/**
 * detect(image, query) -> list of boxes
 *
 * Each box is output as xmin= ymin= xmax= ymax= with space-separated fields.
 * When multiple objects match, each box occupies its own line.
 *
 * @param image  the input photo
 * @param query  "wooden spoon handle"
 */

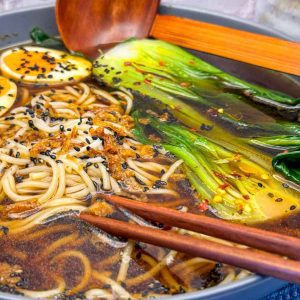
xmin=150 ymin=15 xmax=300 ymax=76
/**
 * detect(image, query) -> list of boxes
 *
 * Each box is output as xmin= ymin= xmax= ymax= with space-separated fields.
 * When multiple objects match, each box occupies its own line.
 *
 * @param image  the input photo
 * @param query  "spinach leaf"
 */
xmin=272 ymin=151 xmax=300 ymax=184
xmin=30 ymin=26 xmax=66 ymax=51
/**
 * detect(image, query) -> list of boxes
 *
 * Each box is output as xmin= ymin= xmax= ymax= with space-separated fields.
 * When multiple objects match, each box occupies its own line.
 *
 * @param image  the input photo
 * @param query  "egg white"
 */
xmin=0 ymin=46 xmax=92 ymax=86
xmin=0 ymin=76 xmax=17 ymax=117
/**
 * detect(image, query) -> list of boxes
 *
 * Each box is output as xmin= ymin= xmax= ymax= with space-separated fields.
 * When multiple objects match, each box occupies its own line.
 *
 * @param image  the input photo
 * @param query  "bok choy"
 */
xmin=93 ymin=39 xmax=300 ymax=119
xmin=133 ymin=111 xmax=298 ymax=223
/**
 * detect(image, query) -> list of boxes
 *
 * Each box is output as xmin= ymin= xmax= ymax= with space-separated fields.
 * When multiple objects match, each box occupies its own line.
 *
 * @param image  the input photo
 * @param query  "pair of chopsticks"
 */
xmin=80 ymin=194 xmax=300 ymax=284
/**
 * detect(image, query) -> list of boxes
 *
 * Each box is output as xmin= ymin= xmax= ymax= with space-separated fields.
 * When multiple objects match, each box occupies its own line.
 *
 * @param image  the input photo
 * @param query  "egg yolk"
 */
xmin=3 ymin=50 xmax=58 ymax=76
xmin=0 ymin=77 xmax=10 ymax=97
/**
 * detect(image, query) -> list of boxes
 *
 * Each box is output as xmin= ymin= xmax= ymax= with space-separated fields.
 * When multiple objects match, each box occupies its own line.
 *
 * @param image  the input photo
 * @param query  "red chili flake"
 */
xmin=190 ymin=128 xmax=197 ymax=132
xmin=243 ymin=195 xmax=250 ymax=200
xmin=159 ymin=61 xmax=165 ymax=66
xmin=282 ymin=150 xmax=288 ymax=154
xmin=144 ymin=78 xmax=152 ymax=84
xmin=214 ymin=171 xmax=226 ymax=180
xmin=207 ymin=108 xmax=218 ymax=117
xmin=231 ymin=172 xmax=242 ymax=179
xmin=180 ymin=82 xmax=189 ymax=87
xmin=197 ymin=200 xmax=209 ymax=212
xmin=124 ymin=61 xmax=131 ymax=66
xmin=219 ymin=183 xmax=230 ymax=190
xmin=136 ymin=68 xmax=146 ymax=74
xmin=189 ymin=60 xmax=195 ymax=65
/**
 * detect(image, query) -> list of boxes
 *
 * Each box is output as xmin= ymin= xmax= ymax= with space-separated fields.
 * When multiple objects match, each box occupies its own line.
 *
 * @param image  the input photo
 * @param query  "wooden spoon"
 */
xmin=56 ymin=0 xmax=300 ymax=76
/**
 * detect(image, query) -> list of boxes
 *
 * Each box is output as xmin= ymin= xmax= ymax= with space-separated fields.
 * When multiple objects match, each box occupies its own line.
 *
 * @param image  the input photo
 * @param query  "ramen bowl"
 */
xmin=0 ymin=3 xmax=299 ymax=300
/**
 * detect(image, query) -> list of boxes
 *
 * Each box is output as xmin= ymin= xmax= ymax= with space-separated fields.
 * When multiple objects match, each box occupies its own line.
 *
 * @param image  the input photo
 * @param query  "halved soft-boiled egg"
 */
xmin=0 ymin=75 xmax=17 ymax=117
xmin=0 ymin=46 xmax=92 ymax=86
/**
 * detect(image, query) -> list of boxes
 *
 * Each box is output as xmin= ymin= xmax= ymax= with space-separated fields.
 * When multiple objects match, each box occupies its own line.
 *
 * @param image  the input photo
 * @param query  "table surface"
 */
xmin=0 ymin=0 xmax=299 ymax=40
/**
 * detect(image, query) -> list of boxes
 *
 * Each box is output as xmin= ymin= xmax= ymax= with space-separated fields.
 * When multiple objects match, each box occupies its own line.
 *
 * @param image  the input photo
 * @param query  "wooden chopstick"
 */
xmin=100 ymin=194 xmax=300 ymax=260
xmin=79 ymin=213 xmax=300 ymax=284
xmin=150 ymin=15 xmax=300 ymax=76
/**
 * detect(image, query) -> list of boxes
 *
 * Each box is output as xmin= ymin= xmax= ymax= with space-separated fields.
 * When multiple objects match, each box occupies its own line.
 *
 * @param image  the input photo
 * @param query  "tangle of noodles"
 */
xmin=0 ymin=82 xmax=245 ymax=298
xmin=0 ymin=83 xmax=184 ymax=232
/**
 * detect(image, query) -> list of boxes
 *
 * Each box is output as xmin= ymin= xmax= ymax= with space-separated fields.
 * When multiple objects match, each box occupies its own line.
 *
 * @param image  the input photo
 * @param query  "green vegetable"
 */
xmin=272 ymin=151 xmax=300 ymax=184
xmin=133 ymin=111 xmax=291 ymax=223
xmin=93 ymin=38 xmax=300 ymax=187
xmin=30 ymin=27 xmax=66 ymax=51
xmin=92 ymin=38 xmax=300 ymax=137
xmin=251 ymin=135 xmax=300 ymax=151
xmin=30 ymin=27 xmax=84 ymax=57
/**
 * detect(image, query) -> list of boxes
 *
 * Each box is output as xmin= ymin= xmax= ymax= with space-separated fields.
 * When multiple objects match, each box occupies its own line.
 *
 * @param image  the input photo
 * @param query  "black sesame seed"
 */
xmin=4 ymin=116 xmax=15 ymax=121
xmin=28 ymin=120 xmax=34 ymax=128
xmin=290 ymin=205 xmax=296 ymax=211
xmin=103 ymin=284 xmax=111 ymax=289
xmin=0 ymin=226 xmax=9 ymax=235
xmin=15 ymin=175 xmax=23 ymax=183
xmin=153 ymin=180 xmax=167 ymax=189
xmin=275 ymin=198 xmax=283 ymax=202
xmin=200 ymin=123 xmax=214 ymax=131
xmin=121 ymin=162 xmax=128 ymax=169
xmin=73 ymin=146 xmax=80 ymax=152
